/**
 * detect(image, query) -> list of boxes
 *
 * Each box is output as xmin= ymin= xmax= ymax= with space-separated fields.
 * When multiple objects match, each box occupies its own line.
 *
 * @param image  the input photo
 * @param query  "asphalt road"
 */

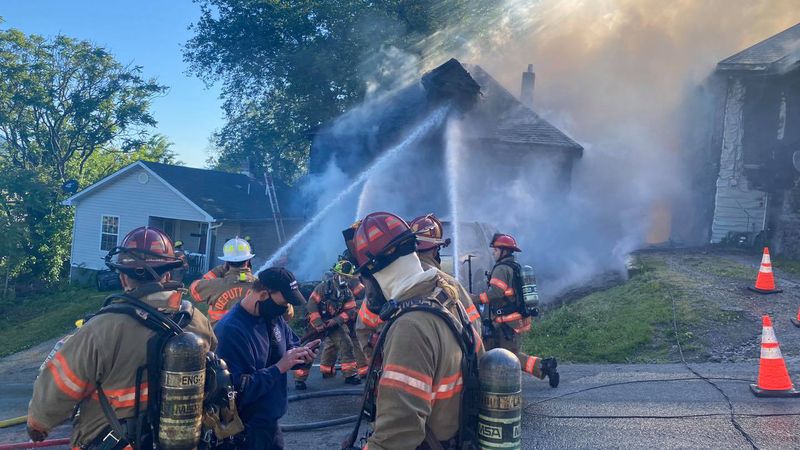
xmin=4 ymin=361 xmax=800 ymax=449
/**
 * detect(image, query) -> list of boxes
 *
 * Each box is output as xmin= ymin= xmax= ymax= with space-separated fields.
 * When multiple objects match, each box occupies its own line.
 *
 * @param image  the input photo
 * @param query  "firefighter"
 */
xmin=343 ymin=212 xmax=484 ymax=450
xmin=409 ymin=213 xmax=481 ymax=327
xmin=27 ymin=227 xmax=218 ymax=449
xmin=294 ymin=262 xmax=361 ymax=389
xmin=319 ymin=260 xmax=369 ymax=379
xmin=172 ymin=239 xmax=190 ymax=283
xmin=190 ymin=237 xmax=256 ymax=325
xmin=475 ymin=233 xmax=559 ymax=387
xmin=344 ymin=263 xmax=370 ymax=378
xmin=244 ymin=235 xmax=255 ymax=254
xmin=354 ymin=214 xmax=481 ymax=363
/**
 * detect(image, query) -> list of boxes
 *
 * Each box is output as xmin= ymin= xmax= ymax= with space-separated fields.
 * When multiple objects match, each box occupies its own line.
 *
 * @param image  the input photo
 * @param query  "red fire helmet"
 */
xmin=105 ymin=226 xmax=182 ymax=280
xmin=353 ymin=212 xmax=417 ymax=274
xmin=490 ymin=233 xmax=522 ymax=253
xmin=409 ymin=214 xmax=450 ymax=252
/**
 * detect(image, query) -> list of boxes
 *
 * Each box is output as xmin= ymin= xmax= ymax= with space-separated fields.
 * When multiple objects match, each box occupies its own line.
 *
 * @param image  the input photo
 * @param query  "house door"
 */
xmin=149 ymin=217 xmax=177 ymax=241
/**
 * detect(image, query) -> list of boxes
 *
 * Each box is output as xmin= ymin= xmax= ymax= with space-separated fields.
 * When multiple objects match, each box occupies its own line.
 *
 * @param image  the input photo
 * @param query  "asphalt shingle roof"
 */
xmin=463 ymin=64 xmax=583 ymax=154
xmin=310 ymin=59 xmax=583 ymax=175
xmin=142 ymin=161 xmax=302 ymax=221
xmin=718 ymin=22 xmax=800 ymax=73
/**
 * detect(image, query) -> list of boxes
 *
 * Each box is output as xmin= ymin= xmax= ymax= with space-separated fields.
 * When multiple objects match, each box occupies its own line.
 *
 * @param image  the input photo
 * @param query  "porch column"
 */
xmin=205 ymin=221 xmax=214 ymax=272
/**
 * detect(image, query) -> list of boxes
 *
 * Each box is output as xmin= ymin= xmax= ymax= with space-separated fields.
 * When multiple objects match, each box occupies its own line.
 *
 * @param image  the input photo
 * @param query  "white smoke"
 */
xmin=268 ymin=0 xmax=798 ymax=297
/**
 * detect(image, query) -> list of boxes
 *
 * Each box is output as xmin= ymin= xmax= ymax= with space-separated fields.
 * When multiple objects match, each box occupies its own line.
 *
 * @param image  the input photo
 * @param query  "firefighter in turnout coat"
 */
xmin=344 ymin=212 xmax=484 ymax=450
xmin=475 ymin=233 xmax=559 ymax=387
xmin=190 ymin=237 xmax=256 ymax=325
xmin=313 ymin=260 xmax=370 ymax=380
xmin=26 ymin=227 xmax=217 ymax=449
xmin=294 ymin=265 xmax=362 ymax=389
xmin=354 ymin=214 xmax=481 ymax=364
xmin=171 ymin=240 xmax=190 ymax=283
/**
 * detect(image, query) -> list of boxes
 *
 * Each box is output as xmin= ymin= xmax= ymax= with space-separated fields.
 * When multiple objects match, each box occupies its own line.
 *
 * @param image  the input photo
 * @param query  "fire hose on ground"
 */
xmin=0 ymin=417 xmax=26 ymax=429
xmin=0 ymin=388 xmax=364 ymax=448
xmin=0 ymin=439 xmax=70 ymax=449
xmin=282 ymin=387 xmax=363 ymax=431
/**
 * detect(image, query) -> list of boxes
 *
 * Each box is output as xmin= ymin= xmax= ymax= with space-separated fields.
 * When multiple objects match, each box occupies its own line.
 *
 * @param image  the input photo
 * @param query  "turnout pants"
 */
xmin=294 ymin=325 xmax=361 ymax=380
xmin=484 ymin=324 xmax=545 ymax=379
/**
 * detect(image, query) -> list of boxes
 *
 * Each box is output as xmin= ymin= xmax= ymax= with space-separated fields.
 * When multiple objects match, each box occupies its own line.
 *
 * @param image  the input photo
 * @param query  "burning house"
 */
xmin=708 ymin=23 xmax=800 ymax=256
xmin=299 ymin=59 xmax=583 ymax=283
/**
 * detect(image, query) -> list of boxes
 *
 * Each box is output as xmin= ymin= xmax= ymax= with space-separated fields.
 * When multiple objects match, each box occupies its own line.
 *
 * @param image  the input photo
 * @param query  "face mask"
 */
xmin=362 ymin=275 xmax=387 ymax=315
xmin=259 ymin=296 xmax=288 ymax=320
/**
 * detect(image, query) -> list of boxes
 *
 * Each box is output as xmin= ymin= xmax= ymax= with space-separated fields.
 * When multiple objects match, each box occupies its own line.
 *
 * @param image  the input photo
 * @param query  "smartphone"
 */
xmin=304 ymin=339 xmax=321 ymax=351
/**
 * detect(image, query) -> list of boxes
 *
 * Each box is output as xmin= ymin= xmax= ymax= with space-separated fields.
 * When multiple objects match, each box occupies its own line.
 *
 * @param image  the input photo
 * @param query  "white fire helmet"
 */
xmin=219 ymin=237 xmax=255 ymax=262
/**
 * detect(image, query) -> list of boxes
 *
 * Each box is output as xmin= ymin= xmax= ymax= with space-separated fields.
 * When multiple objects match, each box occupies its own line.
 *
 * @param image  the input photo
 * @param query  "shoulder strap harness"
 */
xmin=344 ymin=289 xmax=480 ymax=450
xmin=493 ymin=260 xmax=527 ymax=318
xmin=86 ymin=293 xmax=194 ymax=449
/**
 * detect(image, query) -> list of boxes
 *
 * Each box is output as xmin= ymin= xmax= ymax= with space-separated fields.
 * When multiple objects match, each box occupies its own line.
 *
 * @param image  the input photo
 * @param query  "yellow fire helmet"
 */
xmin=332 ymin=260 xmax=357 ymax=278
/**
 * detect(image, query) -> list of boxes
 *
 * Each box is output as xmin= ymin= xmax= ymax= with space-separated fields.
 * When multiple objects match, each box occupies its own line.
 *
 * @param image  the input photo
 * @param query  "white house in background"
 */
xmin=62 ymin=160 xmax=303 ymax=283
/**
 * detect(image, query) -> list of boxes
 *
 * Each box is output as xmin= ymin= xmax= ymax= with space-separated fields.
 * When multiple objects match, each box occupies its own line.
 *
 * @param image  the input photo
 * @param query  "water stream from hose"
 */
xmin=445 ymin=119 xmax=461 ymax=281
xmin=260 ymin=105 xmax=451 ymax=271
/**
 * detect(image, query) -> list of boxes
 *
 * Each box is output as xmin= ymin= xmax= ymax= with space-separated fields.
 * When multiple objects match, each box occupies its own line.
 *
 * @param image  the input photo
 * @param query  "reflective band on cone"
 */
xmin=751 ymin=314 xmax=800 ymax=397
xmin=748 ymin=247 xmax=783 ymax=294
xmin=761 ymin=327 xmax=778 ymax=344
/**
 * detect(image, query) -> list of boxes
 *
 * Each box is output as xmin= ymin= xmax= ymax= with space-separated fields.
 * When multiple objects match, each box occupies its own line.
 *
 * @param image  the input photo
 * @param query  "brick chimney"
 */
xmin=521 ymin=64 xmax=535 ymax=108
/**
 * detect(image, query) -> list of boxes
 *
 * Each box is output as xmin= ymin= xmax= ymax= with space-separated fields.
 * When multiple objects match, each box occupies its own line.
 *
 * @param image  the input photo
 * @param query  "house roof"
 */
xmin=464 ymin=64 xmax=583 ymax=153
xmin=310 ymin=59 xmax=583 ymax=175
xmin=718 ymin=22 xmax=800 ymax=73
xmin=64 ymin=161 xmax=303 ymax=221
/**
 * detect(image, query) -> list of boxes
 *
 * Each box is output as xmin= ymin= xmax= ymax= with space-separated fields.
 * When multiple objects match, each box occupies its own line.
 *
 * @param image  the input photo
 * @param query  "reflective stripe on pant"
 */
xmin=320 ymin=326 xmax=358 ymax=378
xmin=484 ymin=325 xmax=544 ymax=379
xmin=352 ymin=326 xmax=369 ymax=376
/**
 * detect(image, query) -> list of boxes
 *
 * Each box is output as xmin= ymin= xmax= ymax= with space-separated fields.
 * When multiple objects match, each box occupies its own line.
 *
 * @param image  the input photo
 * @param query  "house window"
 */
xmin=101 ymin=216 xmax=119 ymax=251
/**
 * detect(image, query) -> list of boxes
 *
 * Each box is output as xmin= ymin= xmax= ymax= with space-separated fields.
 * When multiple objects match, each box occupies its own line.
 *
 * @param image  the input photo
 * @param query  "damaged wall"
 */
xmin=711 ymin=78 xmax=769 ymax=242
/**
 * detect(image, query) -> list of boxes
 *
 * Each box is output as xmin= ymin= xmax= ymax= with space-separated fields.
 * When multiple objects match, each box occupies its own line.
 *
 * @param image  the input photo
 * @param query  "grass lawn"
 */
xmin=0 ymin=287 xmax=109 ymax=357
xmin=775 ymin=257 xmax=800 ymax=278
xmin=522 ymin=256 xmax=710 ymax=363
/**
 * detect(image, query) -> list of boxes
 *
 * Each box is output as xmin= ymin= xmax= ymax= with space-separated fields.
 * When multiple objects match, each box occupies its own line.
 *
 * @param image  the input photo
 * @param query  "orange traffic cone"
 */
xmin=791 ymin=306 xmax=800 ymax=328
xmin=751 ymin=315 xmax=800 ymax=397
xmin=748 ymin=247 xmax=783 ymax=294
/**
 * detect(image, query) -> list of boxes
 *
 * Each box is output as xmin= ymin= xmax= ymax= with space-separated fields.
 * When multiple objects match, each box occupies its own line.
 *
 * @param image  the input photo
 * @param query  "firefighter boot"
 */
xmin=295 ymin=380 xmax=307 ymax=391
xmin=344 ymin=375 xmax=362 ymax=385
xmin=541 ymin=357 xmax=559 ymax=388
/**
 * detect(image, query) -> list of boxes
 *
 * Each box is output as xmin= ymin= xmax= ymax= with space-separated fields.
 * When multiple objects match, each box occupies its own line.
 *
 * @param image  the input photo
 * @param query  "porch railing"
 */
xmin=187 ymin=252 xmax=208 ymax=275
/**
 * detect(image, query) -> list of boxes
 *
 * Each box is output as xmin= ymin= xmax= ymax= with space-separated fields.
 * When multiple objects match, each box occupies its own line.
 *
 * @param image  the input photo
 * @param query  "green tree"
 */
xmin=184 ymin=0 xmax=489 ymax=182
xmin=0 ymin=29 xmax=168 ymax=287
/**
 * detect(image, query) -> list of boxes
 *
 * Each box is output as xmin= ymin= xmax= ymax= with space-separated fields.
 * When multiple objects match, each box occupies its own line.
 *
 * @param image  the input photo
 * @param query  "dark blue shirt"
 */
xmin=214 ymin=303 xmax=299 ymax=424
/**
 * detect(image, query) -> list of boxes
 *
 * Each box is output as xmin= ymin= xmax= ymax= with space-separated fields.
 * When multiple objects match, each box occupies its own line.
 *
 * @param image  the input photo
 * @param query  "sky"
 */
xmin=1 ymin=0 xmax=223 ymax=168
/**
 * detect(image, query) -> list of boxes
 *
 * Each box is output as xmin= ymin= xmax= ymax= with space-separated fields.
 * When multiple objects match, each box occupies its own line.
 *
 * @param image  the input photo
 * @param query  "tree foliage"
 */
xmin=0 ymin=29 xmax=170 ymax=289
xmin=184 ymin=0 xmax=488 ymax=182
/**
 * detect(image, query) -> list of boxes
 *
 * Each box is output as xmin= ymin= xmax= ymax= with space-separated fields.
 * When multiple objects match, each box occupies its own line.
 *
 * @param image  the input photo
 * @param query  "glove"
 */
xmin=481 ymin=319 xmax=494 ymax=340
xmin=27 ymin=425 xmax=48 ymax=442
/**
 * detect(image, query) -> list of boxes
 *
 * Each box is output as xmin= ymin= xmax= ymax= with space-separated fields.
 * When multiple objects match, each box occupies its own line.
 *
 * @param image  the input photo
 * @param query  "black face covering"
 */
xmin=259 ymin=296 xmax=288 ymax=321
xmin=361 ymin=274 xmax=387 ymax=315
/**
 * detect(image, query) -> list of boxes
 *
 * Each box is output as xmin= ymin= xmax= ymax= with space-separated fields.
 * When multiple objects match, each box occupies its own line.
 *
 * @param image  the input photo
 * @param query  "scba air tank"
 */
xmin=159 ymin=331 xmax=207 ymax=450
xmin=521 ymin=265 xmax=539 ymax=315
xmin=478 ymin=348 xmax=522 ymax=449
